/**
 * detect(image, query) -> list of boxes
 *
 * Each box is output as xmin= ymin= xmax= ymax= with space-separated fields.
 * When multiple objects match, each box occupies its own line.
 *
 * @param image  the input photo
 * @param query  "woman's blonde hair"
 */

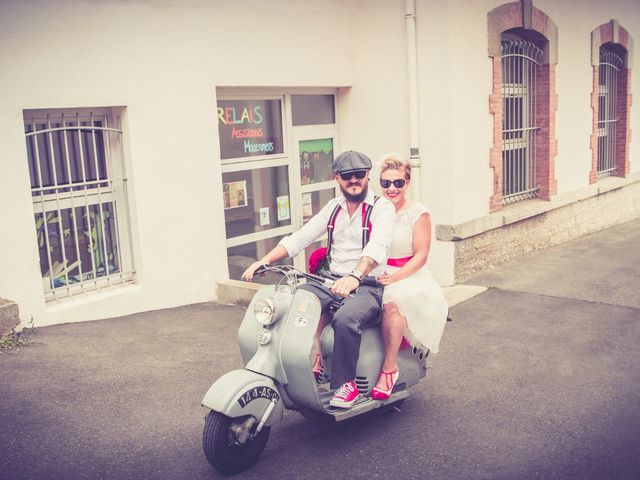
xmin=379 ymin=153 xmax=411 ymax=180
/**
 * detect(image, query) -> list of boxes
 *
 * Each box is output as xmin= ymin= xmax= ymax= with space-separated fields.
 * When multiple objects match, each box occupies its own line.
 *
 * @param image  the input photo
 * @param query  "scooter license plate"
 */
xmin=237 ymin=386 xmax=280 ymax=408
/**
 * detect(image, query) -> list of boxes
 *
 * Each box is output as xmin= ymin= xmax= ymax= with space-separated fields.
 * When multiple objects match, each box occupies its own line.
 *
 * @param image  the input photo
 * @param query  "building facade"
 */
xmin=1 ymin=0 xmax=639 ymax=327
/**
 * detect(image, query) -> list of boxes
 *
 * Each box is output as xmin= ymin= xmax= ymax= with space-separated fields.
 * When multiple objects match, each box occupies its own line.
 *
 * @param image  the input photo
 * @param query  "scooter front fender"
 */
xmin=201 ymin=369 xmax=284 ymax=426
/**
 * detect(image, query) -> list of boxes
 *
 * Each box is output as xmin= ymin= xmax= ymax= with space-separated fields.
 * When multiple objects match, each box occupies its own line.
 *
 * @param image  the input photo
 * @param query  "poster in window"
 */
xmin=217 ymin=99 xmax=284 ymax=160
xmin=299 ymin=138 xmax=334 ymax=185
xmin=223 ymin=181 xmax=248 ymax=209
xmin=276 ymin=195 xmax=290 ymax=221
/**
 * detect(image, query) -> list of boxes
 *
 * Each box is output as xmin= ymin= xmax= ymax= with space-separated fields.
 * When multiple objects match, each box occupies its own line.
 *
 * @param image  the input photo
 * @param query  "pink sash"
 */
xmin=386 ymin=255 xmax=413 ymax=267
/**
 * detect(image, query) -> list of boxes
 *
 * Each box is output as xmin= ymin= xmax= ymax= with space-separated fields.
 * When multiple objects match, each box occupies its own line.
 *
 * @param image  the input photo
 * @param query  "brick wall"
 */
xmin=616 ymin=68 xmax=632 ymax=176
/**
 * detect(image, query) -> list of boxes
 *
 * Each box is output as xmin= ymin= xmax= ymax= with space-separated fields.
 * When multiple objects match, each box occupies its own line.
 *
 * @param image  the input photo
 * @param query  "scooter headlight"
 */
xmin=254 ymin=297 xmax=276 ymax=326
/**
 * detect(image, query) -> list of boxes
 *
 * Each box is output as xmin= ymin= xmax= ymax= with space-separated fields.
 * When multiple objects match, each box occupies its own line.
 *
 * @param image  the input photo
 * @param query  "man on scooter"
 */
xmin=242 ymin=150 xmax=395 ymax=408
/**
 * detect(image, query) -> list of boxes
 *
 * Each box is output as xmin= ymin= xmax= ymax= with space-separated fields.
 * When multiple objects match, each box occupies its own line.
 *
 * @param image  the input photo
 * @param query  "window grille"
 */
xmin=597 ymin=49 xmax=624 ymax=177
xmin=501 ymin=39 xmax=543 ymax=205
xmin=24 ymin=109 xmax=135 ymax=301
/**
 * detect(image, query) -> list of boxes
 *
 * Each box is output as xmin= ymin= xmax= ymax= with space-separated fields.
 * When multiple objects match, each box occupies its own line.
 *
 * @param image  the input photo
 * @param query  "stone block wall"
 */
xmin=0 ymin=298 xmax=19 ymax=337
xmin=454 ymin=180 xmax=640 ymax=282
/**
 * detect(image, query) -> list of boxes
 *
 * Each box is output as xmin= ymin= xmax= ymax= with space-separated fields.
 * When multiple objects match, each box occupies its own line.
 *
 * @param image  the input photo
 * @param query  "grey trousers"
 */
xmin=300 ymin=279 xmax=383 ymax=389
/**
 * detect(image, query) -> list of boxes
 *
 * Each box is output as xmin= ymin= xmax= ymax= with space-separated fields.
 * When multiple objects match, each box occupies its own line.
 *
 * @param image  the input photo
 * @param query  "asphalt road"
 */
xmin=1 ymin=219 xmax=639 ymax=479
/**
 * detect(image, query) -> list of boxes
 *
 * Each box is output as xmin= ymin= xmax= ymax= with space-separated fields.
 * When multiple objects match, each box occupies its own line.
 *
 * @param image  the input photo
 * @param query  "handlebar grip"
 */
xmin=254 ymin=264 xmax=269 ymax=275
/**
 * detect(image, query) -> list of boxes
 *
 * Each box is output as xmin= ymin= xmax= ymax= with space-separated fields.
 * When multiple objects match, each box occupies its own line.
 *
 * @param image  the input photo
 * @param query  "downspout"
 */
xmin=405 ymin=0 xmax=421 ymax=201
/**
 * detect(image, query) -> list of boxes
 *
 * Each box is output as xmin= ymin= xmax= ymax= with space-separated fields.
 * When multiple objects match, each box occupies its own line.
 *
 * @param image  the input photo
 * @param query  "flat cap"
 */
xmin=332 ymin=150 xmax=372 ymax=173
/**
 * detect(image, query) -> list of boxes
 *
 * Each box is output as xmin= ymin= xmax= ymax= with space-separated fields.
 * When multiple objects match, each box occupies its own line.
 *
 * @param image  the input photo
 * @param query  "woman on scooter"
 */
xmin=370 ymin=154 xmax=448 ymax=400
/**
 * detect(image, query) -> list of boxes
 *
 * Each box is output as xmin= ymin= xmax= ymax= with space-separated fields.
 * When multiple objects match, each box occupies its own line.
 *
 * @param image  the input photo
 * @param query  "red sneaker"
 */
xmin=329 ymin=380 xmax=360 ymax=408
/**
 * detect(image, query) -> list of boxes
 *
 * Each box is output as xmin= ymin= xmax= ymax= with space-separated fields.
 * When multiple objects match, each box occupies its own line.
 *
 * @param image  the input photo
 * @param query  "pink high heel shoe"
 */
xmin=312 ymin=353 xmax=323 ymax=381
xmin=370 ymin=368 xmax=400 ymax=400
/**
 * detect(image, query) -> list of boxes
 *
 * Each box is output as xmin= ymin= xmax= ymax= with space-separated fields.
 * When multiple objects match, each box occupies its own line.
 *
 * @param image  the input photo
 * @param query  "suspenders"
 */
xmin=325 ymin=196 xmax=378 ymax=262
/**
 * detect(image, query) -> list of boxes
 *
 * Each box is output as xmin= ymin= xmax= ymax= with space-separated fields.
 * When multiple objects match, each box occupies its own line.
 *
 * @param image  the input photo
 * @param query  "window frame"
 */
xmin=24 ymin=107 xmax=135 ymax=301
xmin=217 ymin=89 xmax=339 ymax=277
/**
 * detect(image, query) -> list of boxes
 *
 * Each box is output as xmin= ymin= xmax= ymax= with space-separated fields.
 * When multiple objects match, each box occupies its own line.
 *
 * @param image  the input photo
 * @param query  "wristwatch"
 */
xmin=348 ymin=270 xmax=364 ymax=283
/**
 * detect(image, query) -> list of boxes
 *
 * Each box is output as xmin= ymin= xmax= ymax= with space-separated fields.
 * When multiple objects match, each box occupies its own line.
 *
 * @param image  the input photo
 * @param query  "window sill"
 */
xmin=436 ymin=172 xmax=640 ymax=241
xmin=45 ymin=282 xmax=140 ymax=312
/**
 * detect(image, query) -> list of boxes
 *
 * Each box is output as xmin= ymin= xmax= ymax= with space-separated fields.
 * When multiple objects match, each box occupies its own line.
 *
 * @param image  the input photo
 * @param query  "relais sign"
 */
xmin=217 ymin=99 xmax=284 ymax=159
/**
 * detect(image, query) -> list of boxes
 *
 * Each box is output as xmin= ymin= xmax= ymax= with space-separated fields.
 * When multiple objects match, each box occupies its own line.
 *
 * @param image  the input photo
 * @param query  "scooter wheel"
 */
xmin=202 ymin=410 xmax=271 ymax=474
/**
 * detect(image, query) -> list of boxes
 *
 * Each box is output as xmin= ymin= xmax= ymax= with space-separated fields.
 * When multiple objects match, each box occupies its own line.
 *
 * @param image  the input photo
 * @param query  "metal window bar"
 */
xmin=25 ymin=111 xmax=134 ymax=301
xmin=501 ymin=39 xmax=543 ymax=205
xmin=597 ymin=49 xmax=623 ymax=177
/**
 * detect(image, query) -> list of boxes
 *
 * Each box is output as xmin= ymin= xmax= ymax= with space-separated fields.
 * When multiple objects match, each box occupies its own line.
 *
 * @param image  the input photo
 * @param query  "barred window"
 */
xmin=597 ymin=46 xmax=624 ymax=177
xmin=24 ymin=108 xmax=135 ymax=301
xmin=501 ymin=38 xmax=543 ymax=205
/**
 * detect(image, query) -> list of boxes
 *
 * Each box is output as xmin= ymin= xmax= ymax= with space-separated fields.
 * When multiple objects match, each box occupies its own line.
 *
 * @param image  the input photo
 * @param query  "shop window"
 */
xmin=217 ymin=99 xmax=284 ymax=160
xmin=291 ymin=95 xmax=336 ymax=126
xmin=222 ymin=165 xmax=291 ymax=239
xmin=24 ymin=108 xmax=135 ymax=300
xmin=227 ymin=235 xmax=292 ymax=285
xmin=217 ymin=91 xmax=339 ymax=280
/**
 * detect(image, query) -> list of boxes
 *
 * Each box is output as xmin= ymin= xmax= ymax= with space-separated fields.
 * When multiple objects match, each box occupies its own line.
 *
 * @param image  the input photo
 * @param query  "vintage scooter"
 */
xmin=201 ymin=264 xmax=429 ymax=475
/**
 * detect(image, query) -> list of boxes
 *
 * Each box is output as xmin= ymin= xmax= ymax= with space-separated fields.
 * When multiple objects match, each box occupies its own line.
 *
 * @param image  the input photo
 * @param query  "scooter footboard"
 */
xmin=202 ymin=369 xmax=284 ymax=426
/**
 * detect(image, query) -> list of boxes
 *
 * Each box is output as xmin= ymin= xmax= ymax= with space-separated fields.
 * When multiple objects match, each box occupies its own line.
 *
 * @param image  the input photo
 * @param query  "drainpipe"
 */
xmin=405 ymin=0 xmax=421 ymax=201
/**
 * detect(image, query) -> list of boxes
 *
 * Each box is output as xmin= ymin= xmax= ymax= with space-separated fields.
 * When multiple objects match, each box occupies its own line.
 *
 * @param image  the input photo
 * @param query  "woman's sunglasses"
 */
xmin=339 ymin=170 xmax=368 ymax=181
xmin=380 ymin=178 xmax=406 ymax=189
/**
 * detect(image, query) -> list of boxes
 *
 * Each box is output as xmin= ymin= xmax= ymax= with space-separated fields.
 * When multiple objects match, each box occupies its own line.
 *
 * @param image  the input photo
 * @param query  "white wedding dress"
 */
xmin=382 ymin=202 xmax=448 ymax=353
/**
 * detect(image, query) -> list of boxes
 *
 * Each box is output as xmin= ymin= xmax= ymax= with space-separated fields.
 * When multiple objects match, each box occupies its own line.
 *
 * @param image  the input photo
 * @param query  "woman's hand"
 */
xmin=242 ymin=261 xmax=267 ymax=282
xmin=376 ymin=271 xmax=396 ymax=286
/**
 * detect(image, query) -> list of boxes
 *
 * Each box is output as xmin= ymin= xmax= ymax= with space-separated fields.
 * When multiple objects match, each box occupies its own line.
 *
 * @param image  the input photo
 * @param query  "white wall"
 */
xmin=2 ymin=0 xmax=639 ymax=326
xmin=0 ymin=0 xmax=412 ymax=326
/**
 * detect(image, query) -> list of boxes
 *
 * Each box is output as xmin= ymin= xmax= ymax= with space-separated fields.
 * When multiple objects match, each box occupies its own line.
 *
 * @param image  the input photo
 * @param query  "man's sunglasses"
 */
xmin=380 ymin=178 xmax=407 ymax=189
xmin=338 ymin=170 xmax=368 ymax=181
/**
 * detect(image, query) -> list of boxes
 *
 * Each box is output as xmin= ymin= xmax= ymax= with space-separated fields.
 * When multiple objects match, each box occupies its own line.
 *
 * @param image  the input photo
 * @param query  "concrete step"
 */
xmin=0 ymin=298 xmax=20 ymax=337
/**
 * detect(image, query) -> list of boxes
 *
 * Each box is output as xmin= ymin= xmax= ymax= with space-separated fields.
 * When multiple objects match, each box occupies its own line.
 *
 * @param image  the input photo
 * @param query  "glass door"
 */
xmin=290 ymin=132 xmax=338 ymax=271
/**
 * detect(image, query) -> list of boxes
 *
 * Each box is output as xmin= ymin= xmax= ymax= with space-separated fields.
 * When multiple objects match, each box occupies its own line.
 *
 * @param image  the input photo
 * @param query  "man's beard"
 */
xmin=340 ymin=182 xmax=368 ymax=203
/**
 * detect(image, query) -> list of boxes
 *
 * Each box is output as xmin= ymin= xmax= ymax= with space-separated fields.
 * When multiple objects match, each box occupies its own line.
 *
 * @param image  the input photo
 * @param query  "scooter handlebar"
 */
xmin=251 ymin=264 xmax=335 ymax=288
xmin=251 ymin=264 xmax=379 ymax=291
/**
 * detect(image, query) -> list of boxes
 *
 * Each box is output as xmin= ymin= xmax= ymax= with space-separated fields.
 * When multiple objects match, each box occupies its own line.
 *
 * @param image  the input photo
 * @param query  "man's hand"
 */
xmin=242 ymin=261 xmax=266 ymax=282
xmin=331 ymin=275 xmax=360 ymax=298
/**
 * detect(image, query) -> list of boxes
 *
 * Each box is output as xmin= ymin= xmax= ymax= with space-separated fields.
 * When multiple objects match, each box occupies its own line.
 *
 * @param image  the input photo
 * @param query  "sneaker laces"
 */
xmin=334 ymin=381 xmax=355 ymax=399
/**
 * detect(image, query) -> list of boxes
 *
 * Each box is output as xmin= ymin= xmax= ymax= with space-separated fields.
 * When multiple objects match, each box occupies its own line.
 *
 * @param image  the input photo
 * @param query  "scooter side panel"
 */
xmin=279 ymin=290 xmax=324 ymax=410
xmin=202 ymin=369 xmax=284 ymax=426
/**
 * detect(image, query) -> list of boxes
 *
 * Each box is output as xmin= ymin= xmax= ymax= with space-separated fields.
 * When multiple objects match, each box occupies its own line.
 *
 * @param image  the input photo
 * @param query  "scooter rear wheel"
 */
xmin=202 ymin=410 xmax=271 ymax=474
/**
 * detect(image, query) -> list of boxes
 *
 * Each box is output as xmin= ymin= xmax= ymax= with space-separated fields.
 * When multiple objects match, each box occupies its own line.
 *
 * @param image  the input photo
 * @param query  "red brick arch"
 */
xmin=487 ymin=1 xmax=558 ymax=212
xmin=589 ymin=20 xmax=634 ymax=183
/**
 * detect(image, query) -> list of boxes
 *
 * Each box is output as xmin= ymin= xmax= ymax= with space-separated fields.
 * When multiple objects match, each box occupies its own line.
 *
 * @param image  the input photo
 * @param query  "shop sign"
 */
xmin=217 ymin=99 xmax=284 ymax=159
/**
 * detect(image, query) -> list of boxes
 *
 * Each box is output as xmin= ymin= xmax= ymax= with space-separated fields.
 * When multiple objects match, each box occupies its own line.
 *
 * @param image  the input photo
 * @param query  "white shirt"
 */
xmin=279 ymin=189 xmax=395 ymax=277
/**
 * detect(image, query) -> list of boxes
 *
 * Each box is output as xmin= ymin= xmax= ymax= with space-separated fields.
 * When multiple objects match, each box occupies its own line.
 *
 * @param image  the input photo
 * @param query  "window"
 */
xmin=501 ymin=38 xmax=543 ymax=204
xmin=291 ymin=95 xmax=335 ymax=126
xmin=487 ymin=1 xmax=558 ymax=211
xmin=217 ymin=91 xmax=338 ymax=279
xmin=589 ymin=20 xmax=633 ymax=183
xmin=24 ymin=108 xmax=134 ymax=300
xmin=597 ymin=46 xmax=624 ymax=177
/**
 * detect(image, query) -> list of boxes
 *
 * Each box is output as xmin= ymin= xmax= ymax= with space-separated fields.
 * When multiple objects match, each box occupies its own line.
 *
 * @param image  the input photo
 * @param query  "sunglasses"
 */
xmin=380 ymin=178 xmax=406 ymax=189
xmin=339 ymin=170 xmax=368 ymax=181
